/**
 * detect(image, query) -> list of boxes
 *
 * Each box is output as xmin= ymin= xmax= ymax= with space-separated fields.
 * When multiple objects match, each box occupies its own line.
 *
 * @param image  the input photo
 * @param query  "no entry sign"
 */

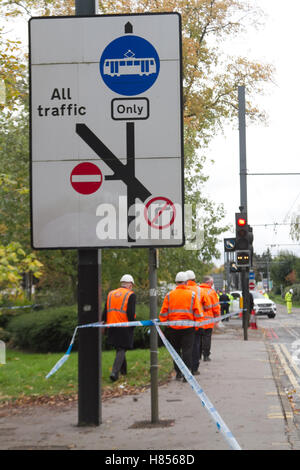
xmin=70 ymin=162 xmax=103 ymax=195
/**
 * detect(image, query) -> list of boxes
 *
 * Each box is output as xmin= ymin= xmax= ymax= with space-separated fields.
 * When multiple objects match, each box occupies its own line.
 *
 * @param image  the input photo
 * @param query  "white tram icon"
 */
xmin=103 ymin=49 xmax=157 ymax=77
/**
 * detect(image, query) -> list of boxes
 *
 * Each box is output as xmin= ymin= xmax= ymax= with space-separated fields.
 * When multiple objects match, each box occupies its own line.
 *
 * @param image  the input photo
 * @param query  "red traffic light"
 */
xmin=237 ymin=217 xmax=246 ymax=227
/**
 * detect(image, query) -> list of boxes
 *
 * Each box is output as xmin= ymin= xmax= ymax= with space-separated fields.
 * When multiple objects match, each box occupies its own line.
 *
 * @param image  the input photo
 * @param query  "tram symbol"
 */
xmin=103 ymin=49 xmax=157 ymax=77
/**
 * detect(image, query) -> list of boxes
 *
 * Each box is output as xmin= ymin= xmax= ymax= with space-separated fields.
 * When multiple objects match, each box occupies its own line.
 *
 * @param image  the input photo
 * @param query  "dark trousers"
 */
xmin=166 ymin=328 xmax=195 ymax=375
xmin=192 ymin=329 xmax=201 ymax=372
xmin=221 ymin=305 xmax=229 ymax=321
xmin=199 ymin=328 xmax=213 ymax=359
xmin=112 ymin=348 xmax=127 ymax=377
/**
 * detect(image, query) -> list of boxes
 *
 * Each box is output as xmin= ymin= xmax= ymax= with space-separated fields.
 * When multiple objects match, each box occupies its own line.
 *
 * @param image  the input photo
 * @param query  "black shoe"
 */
xmin=192 ymin=370 xmax=200 ymax=376
xmin=175 ymin=372 xmax=182 ymax=381
xmin=110 ymin=373 xmax=118 ymax=382
xmin=203 ymin=356 xmax=211 ymax=362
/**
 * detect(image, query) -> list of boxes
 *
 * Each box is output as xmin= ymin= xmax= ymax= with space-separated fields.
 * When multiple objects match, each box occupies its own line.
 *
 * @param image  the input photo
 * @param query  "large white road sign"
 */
xmin=29 ymin=13 xmax=184 ymax=248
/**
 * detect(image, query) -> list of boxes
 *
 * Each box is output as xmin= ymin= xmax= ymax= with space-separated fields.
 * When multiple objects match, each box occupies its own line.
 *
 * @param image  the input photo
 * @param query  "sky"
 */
xmin=6 ymin=0 xmax=300 ymax=265
xmin=204 ymin=0 xmax=300 ymax=264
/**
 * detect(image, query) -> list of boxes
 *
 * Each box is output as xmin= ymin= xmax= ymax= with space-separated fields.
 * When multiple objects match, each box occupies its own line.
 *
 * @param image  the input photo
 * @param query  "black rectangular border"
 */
xmin=29 ymin=12 xmax=185 ymax=250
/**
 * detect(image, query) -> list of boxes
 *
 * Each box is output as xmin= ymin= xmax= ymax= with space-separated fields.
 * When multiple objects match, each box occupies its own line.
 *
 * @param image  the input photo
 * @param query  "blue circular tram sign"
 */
xmin=100 ymin=35 xmax=160 ymax=96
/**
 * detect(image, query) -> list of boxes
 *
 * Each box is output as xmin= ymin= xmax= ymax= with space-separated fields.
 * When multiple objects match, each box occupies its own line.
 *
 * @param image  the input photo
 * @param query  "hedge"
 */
xmin=6 ymin=303 xmax=156 ymax=353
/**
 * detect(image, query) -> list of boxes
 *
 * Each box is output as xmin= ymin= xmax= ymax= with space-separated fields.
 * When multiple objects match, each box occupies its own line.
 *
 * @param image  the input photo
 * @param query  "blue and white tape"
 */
xmin=155 ymin=323 xmax=242 ymax=451
xmin=45 ymin=311 xmax=240 ymax=379
xmin=45 ymin=310 xmax=242 ymax=450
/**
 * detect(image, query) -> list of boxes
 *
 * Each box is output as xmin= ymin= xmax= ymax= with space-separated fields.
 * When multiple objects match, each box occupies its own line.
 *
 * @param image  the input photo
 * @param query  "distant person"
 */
xmin=198 ymin=276 xmax=221 ymax=361
xmin=159 ymin=271 xmax=202 ymax=381
xmin=102 ymin=274 xmax=136 ymax=381
xmin=219 ymin=290 xmax=230 ymax=321
xmin=285 ymin=289 xmax=293 ymax=314
xmin=185 ymin=270 xmax=210 ymax=375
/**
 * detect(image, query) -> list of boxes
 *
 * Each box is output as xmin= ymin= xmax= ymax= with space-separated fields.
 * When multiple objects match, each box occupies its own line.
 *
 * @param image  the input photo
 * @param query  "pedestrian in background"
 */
xmin=198 ymin=276 xmax=221 ymax=362
xmin=219 ymin=290 xmax=230 ymax=321
xmin=185 ymin=270 xmax=210 ymax=375
xmin=285 ymin=288 xmax=293 ymax=314
xmin=102 ymin=274 xmax=136 ymax=382
xmin=159 ymin=271 xmax=202 ymax=381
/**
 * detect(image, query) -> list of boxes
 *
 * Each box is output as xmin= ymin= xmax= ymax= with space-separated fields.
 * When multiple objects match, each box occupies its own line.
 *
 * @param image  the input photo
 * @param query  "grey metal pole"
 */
xmin=238 ymin=86 xmax=249 ymax=341
xmin=149 ymin=248 xmax=159 ymax=423
xmin=75 ymin=0 xmax=97 ymax=15
xmin=238 ymin=86 xmax=247 ymax=213
xmin=76 ymin=0 xmax=101 ymax=427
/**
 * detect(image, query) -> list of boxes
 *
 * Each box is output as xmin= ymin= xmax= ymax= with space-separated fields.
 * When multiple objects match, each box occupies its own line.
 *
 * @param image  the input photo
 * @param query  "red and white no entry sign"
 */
xmin=70 ymin=162 xmax=103 ymax=195
xmin=144 ymin=196 xmax=176 ymax=229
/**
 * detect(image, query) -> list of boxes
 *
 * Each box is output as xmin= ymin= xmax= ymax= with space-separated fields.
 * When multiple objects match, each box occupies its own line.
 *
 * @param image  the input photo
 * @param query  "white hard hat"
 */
xmin=290 ymin=288 xmax=293 ymax=293
xmin=120 ymin=274 xmax=134 ymax=284
xmin=175 ymin=271 xmax=188 ymax=283
xmin=185 ymin=270 xmax=196 ymax=280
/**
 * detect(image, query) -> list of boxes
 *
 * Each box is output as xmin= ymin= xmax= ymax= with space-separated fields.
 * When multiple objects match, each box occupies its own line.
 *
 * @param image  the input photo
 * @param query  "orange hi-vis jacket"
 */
xmin=198 ymin=283 xmax=221 ymax=329
xmin=106 ymin=287 xmax=136 ymax=324
xmin=159 ymin=284 xmax=202 ymax=330
xmin=186 ymin=280 xmax=211 ymax=330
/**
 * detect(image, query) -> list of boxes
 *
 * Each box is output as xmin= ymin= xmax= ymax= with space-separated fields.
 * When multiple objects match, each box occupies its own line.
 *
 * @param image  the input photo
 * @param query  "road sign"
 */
xmin=249 ymin=281 xmax=256 ymax=290
xmin=70 ymin=162 xmax=103 ymax=195
xmin=29 ymin=13 xmax=183 ymax=249
xmin=224 ymin=238 xmax=236 ymax=252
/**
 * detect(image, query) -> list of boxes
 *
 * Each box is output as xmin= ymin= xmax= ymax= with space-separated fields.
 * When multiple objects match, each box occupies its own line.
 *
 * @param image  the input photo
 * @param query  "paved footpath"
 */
xmin=1 ymin=321 xmax=300 ymax=452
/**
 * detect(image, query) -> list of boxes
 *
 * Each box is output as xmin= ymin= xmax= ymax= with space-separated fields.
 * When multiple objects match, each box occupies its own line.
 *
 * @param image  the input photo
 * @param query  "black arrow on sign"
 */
xmin=76 ymin=123 xmax=152 ymax=242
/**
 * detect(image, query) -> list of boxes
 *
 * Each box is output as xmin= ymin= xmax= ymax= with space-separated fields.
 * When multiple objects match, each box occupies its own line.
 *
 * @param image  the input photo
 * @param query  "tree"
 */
xmin=270 ymin=251 xmax=298 ymax=289
xmin=0 ymin=0 xmax=274 ymax=296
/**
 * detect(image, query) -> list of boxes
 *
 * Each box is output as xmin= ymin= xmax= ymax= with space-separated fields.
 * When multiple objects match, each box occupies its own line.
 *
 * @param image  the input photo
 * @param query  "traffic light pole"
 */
xmin=238 ymin=86 xmax=249 ymax=341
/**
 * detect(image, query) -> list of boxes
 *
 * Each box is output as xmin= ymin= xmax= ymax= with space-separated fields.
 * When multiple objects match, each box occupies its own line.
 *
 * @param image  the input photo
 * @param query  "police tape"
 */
xmin=45 ymin=310 xmax=239 ymax=379
xmin=155 ymin=323 xmax=242 ymax=450
xmin=45 ymin=310 xmax=242 ymax=450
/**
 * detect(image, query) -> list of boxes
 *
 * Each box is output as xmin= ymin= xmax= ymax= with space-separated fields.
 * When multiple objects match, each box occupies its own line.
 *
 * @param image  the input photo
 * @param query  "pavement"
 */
xmin=1 ymin=318 xmax=300 ymax=452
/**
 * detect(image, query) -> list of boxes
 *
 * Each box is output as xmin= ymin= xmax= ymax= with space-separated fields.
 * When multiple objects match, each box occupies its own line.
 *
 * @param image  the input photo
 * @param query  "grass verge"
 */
xmin=0 ymin=347 xmax=173 ymax=406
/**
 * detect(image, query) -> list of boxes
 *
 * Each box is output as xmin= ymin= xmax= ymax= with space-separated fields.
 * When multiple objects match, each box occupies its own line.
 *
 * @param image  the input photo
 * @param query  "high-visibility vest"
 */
xmin=187 ymin=280 xmax=210 ymax=330
xmin=106 ymin=287 xmax=135 ymax=324
xmin=198 ymin=283 xmax=221 ymax=329
xmin=285 ymin=292 xmax=293 ymax=303
xmin=159 ymin=284 xmax=202 ymax=330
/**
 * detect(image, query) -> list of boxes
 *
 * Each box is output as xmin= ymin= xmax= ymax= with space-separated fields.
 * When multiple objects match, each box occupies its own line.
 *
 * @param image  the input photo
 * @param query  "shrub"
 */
xmin=6 ymin=303 xmax=159 ymax=352
xmin=8 ymin=305 xmax=78 ymax=353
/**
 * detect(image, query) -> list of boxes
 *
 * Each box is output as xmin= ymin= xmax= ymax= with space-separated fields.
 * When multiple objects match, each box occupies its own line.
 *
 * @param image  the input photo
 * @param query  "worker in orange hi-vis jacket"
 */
xmin=185 ymin=270 xmax=211 ymax=375
xmin=159 ymin=271 xmax=202 ymax=381
xmin=198 ymin=275 xmax=221 ymax=362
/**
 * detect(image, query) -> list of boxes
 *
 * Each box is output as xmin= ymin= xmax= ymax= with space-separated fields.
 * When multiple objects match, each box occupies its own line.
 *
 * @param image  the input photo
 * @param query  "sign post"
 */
xmin=29 ymin=10 xmax=183 ymax=426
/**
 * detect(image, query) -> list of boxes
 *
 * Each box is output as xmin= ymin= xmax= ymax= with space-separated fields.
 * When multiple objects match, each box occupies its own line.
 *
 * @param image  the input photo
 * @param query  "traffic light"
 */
xmin=235 ymin=213 xmax=252 ymax=268
xmin=236 ymin=251 xmax=250 ymax=267
xmin=235 ymin=213 xmax=249 ymax=250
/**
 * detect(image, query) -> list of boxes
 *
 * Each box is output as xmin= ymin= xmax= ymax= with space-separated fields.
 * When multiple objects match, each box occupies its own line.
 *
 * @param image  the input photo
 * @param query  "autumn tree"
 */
xmin=0 ymin=0 xmax=274 ymax=295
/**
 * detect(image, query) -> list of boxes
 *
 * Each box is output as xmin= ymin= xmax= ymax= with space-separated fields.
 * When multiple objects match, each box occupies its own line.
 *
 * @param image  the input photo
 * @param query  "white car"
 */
xmin=230 ymin=290 xmax=276 ymax=319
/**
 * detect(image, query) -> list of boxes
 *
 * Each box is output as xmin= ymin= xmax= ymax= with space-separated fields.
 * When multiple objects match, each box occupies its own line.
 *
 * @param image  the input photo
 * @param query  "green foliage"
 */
xmin=6 ymin=302 xmax=155 ymax=352
xmin=7 ymin=305 xmax=78 ymax=353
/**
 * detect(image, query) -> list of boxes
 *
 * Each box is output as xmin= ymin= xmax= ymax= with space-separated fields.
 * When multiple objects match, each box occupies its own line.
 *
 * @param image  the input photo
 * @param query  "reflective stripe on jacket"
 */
xmin=186 ymin=280 xmax=210 ymax=330
xmin=198 ymin=283 xmax=221 ymax=329
xmin=159 ymin=284 xmax=202 ymax=330
xmin=106 ymin=287 xmax=135 ymax=324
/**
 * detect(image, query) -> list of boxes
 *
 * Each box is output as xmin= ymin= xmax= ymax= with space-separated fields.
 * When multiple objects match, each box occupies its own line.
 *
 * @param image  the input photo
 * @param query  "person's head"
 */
xmin=202 ymin=275 xmax=214 ymax=286
xmin=120 ymin=274 xmax=134 ymax=290
xmin=290 ymin=288 xmax=293 ymax=294
xmin=175 ymin=271 xmax=188 ymax=285
xmin=185 ymin=270 xmax=196 ymax=281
